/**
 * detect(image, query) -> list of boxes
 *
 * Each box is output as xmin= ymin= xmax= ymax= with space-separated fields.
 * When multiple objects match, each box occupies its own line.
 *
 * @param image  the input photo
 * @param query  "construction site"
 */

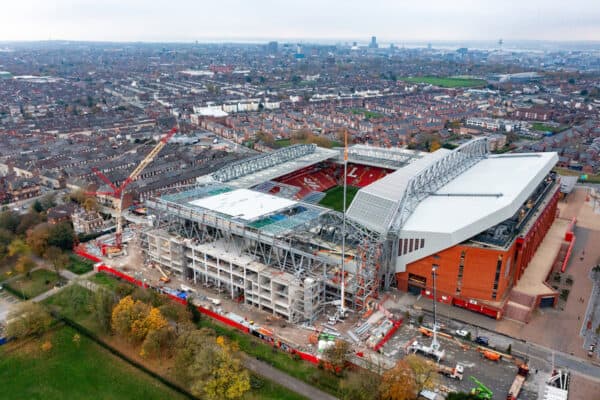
xmin=77 ymin=131 xmax=577 ymax=399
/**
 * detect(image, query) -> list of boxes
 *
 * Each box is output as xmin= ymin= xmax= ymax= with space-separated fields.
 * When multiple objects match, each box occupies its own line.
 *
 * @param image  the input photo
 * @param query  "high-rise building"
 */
xmin=267 ymin=41 xmax=278 ymax=53
xmin=369 ymin=36 xmax=378 ymax=48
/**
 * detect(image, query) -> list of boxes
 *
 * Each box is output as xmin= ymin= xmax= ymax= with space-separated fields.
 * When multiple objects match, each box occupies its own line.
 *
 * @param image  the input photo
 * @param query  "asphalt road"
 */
xmin=244 ymin=356 xmax=338 ymax=400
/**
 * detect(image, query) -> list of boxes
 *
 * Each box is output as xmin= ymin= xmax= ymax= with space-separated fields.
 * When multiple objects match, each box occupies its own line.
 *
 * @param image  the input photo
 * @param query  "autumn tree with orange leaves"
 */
xmin=379 ymin=359 xmax=417 ymax=400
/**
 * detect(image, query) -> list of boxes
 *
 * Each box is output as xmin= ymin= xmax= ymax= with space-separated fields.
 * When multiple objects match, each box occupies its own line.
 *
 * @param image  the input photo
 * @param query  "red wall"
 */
xmin=397 ymin=189 xmax=560 ymax=306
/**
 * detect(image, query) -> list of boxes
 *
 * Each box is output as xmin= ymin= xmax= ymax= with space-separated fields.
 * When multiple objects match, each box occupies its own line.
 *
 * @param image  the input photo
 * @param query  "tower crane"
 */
xmin=89 ymin=127 xmax=178 ymax=252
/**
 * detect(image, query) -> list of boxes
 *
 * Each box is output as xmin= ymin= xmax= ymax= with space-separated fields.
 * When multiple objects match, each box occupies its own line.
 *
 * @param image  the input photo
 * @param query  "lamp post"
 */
xmin=431 ymin=263 xmax=440 ymax=352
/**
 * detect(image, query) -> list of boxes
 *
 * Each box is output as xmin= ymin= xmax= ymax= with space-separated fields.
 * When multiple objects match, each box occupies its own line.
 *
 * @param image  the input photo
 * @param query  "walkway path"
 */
xmin=244 ymin=357 xmax=338 ymax=400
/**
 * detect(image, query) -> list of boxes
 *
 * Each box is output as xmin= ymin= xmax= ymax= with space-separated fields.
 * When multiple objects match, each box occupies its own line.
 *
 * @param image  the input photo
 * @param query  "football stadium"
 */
xmin=141 ymin=138 xmax=560 ymax=322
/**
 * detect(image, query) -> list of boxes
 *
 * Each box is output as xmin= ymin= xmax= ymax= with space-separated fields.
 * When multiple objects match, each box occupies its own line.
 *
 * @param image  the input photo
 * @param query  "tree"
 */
xmin=324 ymin=339 xmax=350 ymax=374
xmin=83 ymin=197 xmax=98 ymax=211
xmin=48 ymin=222 xmax=75 ymax=251
xmin=15 ymin=255 xmax=36 ymax=278
xmin=141 ymin=326 xmax=175 ymax=358
xmin=0 ymin=210 xmax=20 ymax=233
xmin=26 ymin=223 xmax=51 ymax=255
xmin=111 ymin=296 xmax=136 ymax=337
xmin=379 ymin=360 xmax=417 ymax=400
xmin=44 ymin=246 xmax=69 ymax=277
xmin=174 ymin=328 xmax=217 ymax=381
xmin=131 ymin=307 xmax=168 ymax=342
xmin=8 ymin=238 xmax=30 ymax=257
xmin=186 ymin=300 xmax=202 ymax=323
xmin=0 ymin=228 xmax=13 ymax=260
xmin=405 ymin=354 xmax=437 ymax=394
xmin=203 ymin=350 xmax=251 ymax=400
xmin=16 ymin=212 xmax=44 ymax=235
xmin=339 ymin=369 xmax=382 ymax=400
xmin=40 ymin=193 xmax=56 ymax=211
xmin=31 ymin=200 xmax=44 ymax=213
xmin=6 ymin=302 xmax=53 ymax=339
xmin=92 ymin=288 xmax=117 ymax=333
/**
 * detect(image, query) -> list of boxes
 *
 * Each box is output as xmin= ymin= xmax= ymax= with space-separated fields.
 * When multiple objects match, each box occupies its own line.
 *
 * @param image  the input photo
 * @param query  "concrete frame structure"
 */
xmin=142 ymin=138 xmax=559 ymax=322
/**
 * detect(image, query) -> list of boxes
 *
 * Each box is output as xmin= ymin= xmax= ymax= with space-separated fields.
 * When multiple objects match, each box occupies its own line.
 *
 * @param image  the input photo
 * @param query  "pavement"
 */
xmin=244 ymin=357 xmax=337 ymax=400
xmin=0 ymin=288 xmax=21 ymax=322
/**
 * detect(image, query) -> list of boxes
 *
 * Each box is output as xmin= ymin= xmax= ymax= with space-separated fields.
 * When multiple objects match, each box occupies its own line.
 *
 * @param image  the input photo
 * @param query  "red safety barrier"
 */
xmin=74 ymin=248 xmax=102 ymax=263
xmin=373 ymin=319 xmax=403 ymax=352
xmin=561 ymin=234 xmax=576 ymax=273
xmin=97 ymin=265 xmax=148 ymax=289
xmin=296 ymin=351 xmax=319 ymax=365
xmin=197 ymin=306 xmax=250 ymax=333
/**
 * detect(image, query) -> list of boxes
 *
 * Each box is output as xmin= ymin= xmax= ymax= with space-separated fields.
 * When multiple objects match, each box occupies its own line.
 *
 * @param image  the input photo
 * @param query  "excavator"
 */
xmin=469 ymin=376 xmax=493 ymax=400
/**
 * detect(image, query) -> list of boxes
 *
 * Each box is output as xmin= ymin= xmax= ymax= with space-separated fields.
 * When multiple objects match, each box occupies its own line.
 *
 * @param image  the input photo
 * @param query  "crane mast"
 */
xmin=90 ymin=127 xmax=178 ymax=250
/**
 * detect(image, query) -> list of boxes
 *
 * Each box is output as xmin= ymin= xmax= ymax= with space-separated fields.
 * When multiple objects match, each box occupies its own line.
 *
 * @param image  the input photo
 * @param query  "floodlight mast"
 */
xmin=340 ymin=129 xmax=348 ymax=317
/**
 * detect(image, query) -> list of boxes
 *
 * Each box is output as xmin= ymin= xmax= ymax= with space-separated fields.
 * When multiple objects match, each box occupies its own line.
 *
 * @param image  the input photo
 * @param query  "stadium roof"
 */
xmin=188 ymin=188 xmax=297 ymax=222
xmin=209 ymin=144 xmax=338 ymax=188
xmin=397 ymin=152 xmax=558 ymax=270
xmin=347 ymin=149 xmax=451 ymax=234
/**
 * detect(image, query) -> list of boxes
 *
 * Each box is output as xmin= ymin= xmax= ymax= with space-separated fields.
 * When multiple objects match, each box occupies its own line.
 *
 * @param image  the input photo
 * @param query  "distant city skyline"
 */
xmin=1 ymin=0 xmax=599 ymax=43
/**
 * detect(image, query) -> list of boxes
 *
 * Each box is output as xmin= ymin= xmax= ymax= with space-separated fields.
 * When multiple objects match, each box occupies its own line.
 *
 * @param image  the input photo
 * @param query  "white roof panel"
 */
xmin=402 ymin=153 xmax=558 ymax=233
xmin=188 ymin=188 xmax=297 ymax=221
xmin=347 ymin=149 xmax=451 ymax=234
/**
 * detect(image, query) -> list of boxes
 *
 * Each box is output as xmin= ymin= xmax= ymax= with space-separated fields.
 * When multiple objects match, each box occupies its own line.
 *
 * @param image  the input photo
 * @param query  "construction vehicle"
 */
xmin=89 ymin=127 xmax=178 ymax=253
xmin=423 ymin=359 xmax=464 ymax=380
xmin=480 ymin=348 xmax=502 ymax=362
xmin=406 ymin=340 xmax=445 ymax=361
xmin=155 ymin=264 xmax=171 ymax=283
xmin=507 ymin=363 xmax=529 ymax=400
xmin=469 ymin=376 xmax=493 ymax=400
xmin=437 ymin=363 xmax=464 ymax=380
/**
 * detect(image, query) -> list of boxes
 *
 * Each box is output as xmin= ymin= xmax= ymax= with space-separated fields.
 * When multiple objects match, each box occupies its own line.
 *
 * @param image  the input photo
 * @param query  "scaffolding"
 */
xmin=141 ymin=182 xmax=386 ymax=322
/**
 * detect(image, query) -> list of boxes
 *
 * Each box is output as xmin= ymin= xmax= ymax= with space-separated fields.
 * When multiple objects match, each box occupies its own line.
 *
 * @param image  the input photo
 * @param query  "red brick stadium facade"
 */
xmin=396 ymin=188 xmax=560 ymax=319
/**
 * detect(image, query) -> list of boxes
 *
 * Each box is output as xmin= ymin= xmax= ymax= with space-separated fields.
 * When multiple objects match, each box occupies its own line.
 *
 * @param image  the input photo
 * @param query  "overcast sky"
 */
xmin=1 ymin=0 xmax=599 ymax=43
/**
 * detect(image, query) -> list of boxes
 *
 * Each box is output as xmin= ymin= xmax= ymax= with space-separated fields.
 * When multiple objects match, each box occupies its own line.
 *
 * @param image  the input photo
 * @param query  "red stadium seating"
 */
xmin=275 ymin=162 xmax=390 ymax=199
xmin=345 ymin=164 xmax=390 ymax=187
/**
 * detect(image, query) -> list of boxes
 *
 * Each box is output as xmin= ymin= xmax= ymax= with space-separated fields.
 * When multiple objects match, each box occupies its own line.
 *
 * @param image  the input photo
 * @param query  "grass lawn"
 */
xmin=530 ymin=122 xmax=569 ymax=133
xmin=553 ymin=167 xmax=600 ymax=184
xmin=275 ymin=138 xmax=292 ymax=147
xmin=399 ymin=76 xmax=487 ymax=88
xmin=319 ymin=185 xmax=360 ymax=212
xmin=43 ymin=282 xmax=309 ymax=400
xmin=6 ymin=269 xmax=60 ymax=299
xmin=90 ymin=272 xmax=122 ymax=291
xmin=0 ymin=326 xmax=188 ymax=400
xmin=350 ymin=108 xmax=384 ymax=119
xmin=66 ymin=254 xmax=94 ymax=275
xmin=198 ymin=319 xmax=341 ymax=396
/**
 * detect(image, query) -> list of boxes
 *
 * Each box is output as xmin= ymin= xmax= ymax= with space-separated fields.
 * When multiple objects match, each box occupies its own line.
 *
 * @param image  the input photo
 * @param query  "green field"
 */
xmin=350 ymin=108 xmax=384 ymax=119
xmin=530 ymin=122 xmax=569 ymax=133
xmin=0 ymin=326 xmax=188 ymax=400
xmin=66 ymin=254 xmax=94 ymax=275
xmin=319 ymin=186 xmax=359 ymax=212
xmin=90 ymin=272 xmax=122 ymax=291
xmin=399 ymin=76 xmax=487 ymax=88
xmin=43 ymin=280 xmax=308 ymax=400
xmin=6 ymin=269 xmax=60 ymax=299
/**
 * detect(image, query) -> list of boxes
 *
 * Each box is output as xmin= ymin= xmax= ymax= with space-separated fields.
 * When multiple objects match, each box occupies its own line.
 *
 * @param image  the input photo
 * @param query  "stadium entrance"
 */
xmin=408 ymin=273 xmax=427 ymax=295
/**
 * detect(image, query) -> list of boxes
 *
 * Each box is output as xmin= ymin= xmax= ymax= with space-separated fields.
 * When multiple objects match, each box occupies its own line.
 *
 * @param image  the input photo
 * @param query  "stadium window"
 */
xmin=403 ymin=238 xmax=408 ymax=255
xmin=456 ymin=251 xmax=465 ymax=293
xmin=420 ymin=238 xmax=425 ymax=249
xmin=492 ymin=255 xmax=503 ymax=296
xmin=409 ymin=239 xmax=413 ymax=252
xmin=398 ymin=239 xmax=403 ymax=255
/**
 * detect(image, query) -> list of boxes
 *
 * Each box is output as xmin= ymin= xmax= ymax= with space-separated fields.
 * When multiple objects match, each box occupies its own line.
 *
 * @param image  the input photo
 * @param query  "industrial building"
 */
xmin=142 ymin=138 xmax=559 ymax=322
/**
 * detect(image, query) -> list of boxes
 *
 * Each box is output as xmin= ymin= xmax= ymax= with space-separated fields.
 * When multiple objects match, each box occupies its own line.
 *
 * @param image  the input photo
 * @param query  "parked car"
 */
xmin=455 ymin=329 xmax=470 ymax=338
xmin=475 ymin=336 xmax=489 ymax=346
